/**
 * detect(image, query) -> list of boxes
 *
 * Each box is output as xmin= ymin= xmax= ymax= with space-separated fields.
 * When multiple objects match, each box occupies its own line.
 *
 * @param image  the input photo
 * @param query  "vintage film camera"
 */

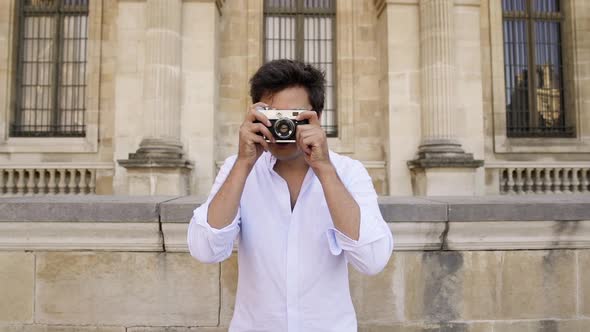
xmin=255 ymin=107 xmax=309 ymax=143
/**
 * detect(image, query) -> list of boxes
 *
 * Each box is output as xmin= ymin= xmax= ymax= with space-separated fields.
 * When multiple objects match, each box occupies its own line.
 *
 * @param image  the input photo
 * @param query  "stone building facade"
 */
xmin=0 ymin=0 xmax=589 ymax=197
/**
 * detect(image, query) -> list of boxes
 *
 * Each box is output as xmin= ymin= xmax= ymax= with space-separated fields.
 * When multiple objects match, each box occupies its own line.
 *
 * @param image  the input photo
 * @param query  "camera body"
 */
xmin=256 ymin=108 xmax=309 ymax=143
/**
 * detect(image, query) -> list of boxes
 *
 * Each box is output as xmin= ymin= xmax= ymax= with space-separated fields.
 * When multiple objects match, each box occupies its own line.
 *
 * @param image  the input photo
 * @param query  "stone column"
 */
xmin=407 ymin=0 xmax=483 ymax=195
xmin=118 ymin=0 xmax=192 ymax=195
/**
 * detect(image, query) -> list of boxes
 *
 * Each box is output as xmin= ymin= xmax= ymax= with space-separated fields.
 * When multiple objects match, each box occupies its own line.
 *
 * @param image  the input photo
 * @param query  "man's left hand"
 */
xmin=296 ymin=111 xmax=332 ymax=174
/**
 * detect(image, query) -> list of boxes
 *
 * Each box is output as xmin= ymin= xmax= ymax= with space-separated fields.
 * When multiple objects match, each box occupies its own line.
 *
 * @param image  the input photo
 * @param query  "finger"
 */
xmin=298 ymin=126 xmax=322 ymax=140
xmin=296 ymin=110 xmax=320 ymax=126
xmin=302 ymin=135 xmax=322 ymax=153
xmin=247 ymin=108 xmax=272 ymax=126
xmin=248 ymin=133 xmax=270 ymax=151
xmin=245 ymin=103 xmax=271 ymax=125
xmin=297 ymin=132 xmax=314 ymax=155
xmin=298 ymin=138 xmax=311 ymax=155
xmin=252 ymin=123 xmax=275 ymax=143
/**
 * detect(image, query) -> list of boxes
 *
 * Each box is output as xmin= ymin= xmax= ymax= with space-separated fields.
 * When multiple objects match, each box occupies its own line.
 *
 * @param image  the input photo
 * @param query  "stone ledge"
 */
xmin=160 ymin=195 xmax=206 ymax=223
xmin=0 ymin=195 xmax=178 ymax=222
xmin=446 ymin=220 xmax=590 ymax=250
xmin=0 ymin=195 xmax=589 ymax=251
xmin=425 ymin=195 xmax=590 ymax=221
xmin=0 ymin=222 xmax=162 ymax=251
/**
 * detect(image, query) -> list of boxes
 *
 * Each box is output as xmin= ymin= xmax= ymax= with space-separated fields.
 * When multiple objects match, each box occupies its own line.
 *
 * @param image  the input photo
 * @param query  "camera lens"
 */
xmin=273 ymin=118 xmax=295 ymax=139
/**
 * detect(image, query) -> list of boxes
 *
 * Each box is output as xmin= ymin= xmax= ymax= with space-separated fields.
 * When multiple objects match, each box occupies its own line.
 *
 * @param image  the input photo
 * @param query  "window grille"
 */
xmin=263 ymin=0 xmax=337 ymax=137
xmin=502 ymin=0 xmax=573 ymax=137
xmin=12 ymin=0 xmax=89 ymax=137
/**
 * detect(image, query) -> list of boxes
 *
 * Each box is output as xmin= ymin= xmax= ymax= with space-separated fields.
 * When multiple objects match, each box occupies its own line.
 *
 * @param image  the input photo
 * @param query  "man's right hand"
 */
xmin=237 ymin=102 xmax=275 ymax=167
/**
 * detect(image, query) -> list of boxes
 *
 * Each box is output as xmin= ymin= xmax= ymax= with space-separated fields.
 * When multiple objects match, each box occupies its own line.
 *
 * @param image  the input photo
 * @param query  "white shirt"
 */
xmin=187 ymin=151 xmax=394 ymax=332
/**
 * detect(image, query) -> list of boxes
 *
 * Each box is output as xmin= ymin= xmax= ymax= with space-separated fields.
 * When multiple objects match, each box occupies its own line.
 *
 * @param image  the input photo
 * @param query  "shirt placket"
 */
xmin=269 ymin=162 xmax=313 ymax=332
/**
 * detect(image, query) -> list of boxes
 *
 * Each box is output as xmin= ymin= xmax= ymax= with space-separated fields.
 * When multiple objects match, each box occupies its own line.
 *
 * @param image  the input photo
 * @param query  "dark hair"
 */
xmin=249 ymin=59 xmax=326 ymax=114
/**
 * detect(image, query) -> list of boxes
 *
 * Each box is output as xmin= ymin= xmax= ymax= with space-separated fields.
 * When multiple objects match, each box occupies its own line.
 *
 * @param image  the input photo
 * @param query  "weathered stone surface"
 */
xmin=350 ymin=252 xmax=404 ymax=324
xmin=0 ymin=326 xmax=124 ymax=332
xmin=220 ymin=253 xmax=238 ymax=327
xmin=378 ymin=196 xmax=447 ymax=222
xmin=160 ymin=196 xmax=205 ymax=223
xmin=127 ymin=328 xmax=226 ymax=332
xmin=359 ymin=322 xmax=492 ymax=332
xmin=461 ymin=251 xmax=501 ymax=320
xmin=499 ymin=250 xmax=576 ymax=319
xmin=389 ymin=222 xmax=445 ymax=250
xmin=0 ymin=196 xmax=176 ymax=222
xmin=0 ymin=252 xmax=34 ymax=323
xmin=0 ymin=222 xmax=162 ymax=252
xmin=162 ymin=222 xmax=189 ymax=252
xmin=581 ymin=250 xmax=590 ymax=317
xmin=405 ymin=251 xmax=464 ymax=322
xmin=35 ymin=252 xmax=219 ymax=326
xmin=428 ymin=195 xmax=590 ymax=221
xmin=446 ymin=220 xmax=590 ymax=250
xmin=491 ymin=319 xmax=590 ymax=332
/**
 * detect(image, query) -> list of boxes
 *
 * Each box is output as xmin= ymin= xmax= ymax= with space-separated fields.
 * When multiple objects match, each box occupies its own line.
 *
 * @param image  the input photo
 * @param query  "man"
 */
xmin=187 ymin=59 xmax=393 ymax=332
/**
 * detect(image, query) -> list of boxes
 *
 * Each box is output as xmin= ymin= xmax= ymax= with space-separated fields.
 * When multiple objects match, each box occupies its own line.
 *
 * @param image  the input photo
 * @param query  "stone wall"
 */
xmin=1 ymin=195 xmax=590 ymax=331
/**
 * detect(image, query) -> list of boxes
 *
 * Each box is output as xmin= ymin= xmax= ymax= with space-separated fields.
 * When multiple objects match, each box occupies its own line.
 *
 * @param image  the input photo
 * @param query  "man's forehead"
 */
xmin=261 ymin=86 xmax=311 ymax=109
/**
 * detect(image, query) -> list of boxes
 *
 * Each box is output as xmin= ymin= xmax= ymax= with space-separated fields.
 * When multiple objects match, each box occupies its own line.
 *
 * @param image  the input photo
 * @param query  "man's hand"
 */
xmin=238 ymin=102 xmax=275 ymax=168
xmin=296 ymin=111 xmax=332 ymax=174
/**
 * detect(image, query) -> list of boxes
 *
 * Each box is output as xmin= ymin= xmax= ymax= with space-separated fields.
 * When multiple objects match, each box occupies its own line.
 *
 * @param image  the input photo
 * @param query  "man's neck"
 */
xmin=273 ymin=154 xmax=309 ymax=176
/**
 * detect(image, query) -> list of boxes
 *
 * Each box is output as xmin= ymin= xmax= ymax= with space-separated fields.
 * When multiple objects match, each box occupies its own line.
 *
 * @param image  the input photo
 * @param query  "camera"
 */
xmin=255 ymin=107 xmax=309 ymax=143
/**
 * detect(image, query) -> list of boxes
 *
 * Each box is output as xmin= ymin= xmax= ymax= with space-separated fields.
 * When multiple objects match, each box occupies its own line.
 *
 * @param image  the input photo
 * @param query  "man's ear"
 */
xmin=315 ymin=111 xmax=322 ymax=120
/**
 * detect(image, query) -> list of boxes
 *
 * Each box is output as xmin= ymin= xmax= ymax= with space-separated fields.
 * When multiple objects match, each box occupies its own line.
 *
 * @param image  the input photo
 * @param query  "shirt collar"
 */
xmin=264 ymin=151 xmax=278 ymax=170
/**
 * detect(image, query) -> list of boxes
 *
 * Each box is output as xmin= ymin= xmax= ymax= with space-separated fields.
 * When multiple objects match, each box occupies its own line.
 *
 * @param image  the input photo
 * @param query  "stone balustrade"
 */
xmin=486 ymin=165 xmax=590 ymax=195
xmin=0 ymin=168 xmax=98 ymax=196
xmin=1 ymin=195 xmax=590 ymax=331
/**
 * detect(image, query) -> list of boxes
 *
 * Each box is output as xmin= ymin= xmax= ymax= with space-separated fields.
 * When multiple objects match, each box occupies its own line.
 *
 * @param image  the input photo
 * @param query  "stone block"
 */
xmin=0 ymin=252 xmax=34 ymax=323
xmin=359 ymin=322 xmax=492 ymax=332
xmin=429 ymin=195 xmax=590 ymax=221
xmin=491 ymin=319 xmax=590 ymax=332
xmin=404 ymin=252 xmax=464 ymax=322
xmin=378 ymin=197 xmax=447 ymax=222
xmin=388 ymin=222 xmax=445 ymax=251
xmin=124 ymin=168 xmax=191 ymax=196
xmin=220 ymin=253 xmax=239 ymax=327
xmin=461 ymin=251 xmax=502 ymax=320
xmin=446 ymin=220 xmax=590 ymax=250
xmin=160 ymin=196 xmax=205 ymax=222
xmin=0 ymin=196 xmax=171 ymax=222
xmin=581 ymin=250 xmax=590 ymax=317
xmin=412 ymin=168 xmax=479 ymax=196
xmin=35 ymin=252 xmax=219 ymax=326
xmin=350 ymin=252 xmax=402 ymax=324
xmin=498 ymin=250 xmax=576 ymax=319
xmin=0 ymin=326 xmax=124 ymax=332
xmin=127 ymin=328 xmax=227 ymax=332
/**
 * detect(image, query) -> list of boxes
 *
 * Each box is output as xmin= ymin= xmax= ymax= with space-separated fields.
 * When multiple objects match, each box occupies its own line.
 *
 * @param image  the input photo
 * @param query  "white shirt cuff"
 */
xmin=192 ymin=203 xmax=240 ymax=247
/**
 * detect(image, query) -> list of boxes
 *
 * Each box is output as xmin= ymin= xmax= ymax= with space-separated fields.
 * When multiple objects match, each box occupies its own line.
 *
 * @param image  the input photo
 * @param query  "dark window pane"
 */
xmin=263 ymin=0 xmax=337 ymax=136
xmin=503 ymin=0 xmax=527 ymax=12
xmin=502 ymin=0 xmax=571 ymax=137
xmin=12 ymin=0 xmax=88 ymax=137
xmin=534 ymin=0 xmax=560 ymax=13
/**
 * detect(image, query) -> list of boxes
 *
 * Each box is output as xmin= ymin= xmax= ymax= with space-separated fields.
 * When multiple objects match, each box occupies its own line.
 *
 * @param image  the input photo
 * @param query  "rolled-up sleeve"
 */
xmin=325 ymin=160 xmax=394 ymax=275
xmin=187 ymin=155 xmax=241 ymax=264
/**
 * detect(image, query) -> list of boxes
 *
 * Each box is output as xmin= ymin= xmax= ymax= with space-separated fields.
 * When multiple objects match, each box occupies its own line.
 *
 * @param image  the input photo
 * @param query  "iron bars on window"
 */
xmin=502 ymin=0 xmax=573 ymax=138
xmin=12 ymin=0 xmax=89 ymax=137
xmin=263 ymin=0 xmax=337 ymax=137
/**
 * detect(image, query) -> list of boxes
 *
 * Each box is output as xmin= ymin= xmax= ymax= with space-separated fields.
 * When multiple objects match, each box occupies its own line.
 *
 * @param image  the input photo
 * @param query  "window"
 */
xmin=502 ymin=0 xmax=573 ymax=137
xmin=263 ymin=0 xmax=337 ymax=136
xmin=12 ymin=0 xmax=89 ymax=137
